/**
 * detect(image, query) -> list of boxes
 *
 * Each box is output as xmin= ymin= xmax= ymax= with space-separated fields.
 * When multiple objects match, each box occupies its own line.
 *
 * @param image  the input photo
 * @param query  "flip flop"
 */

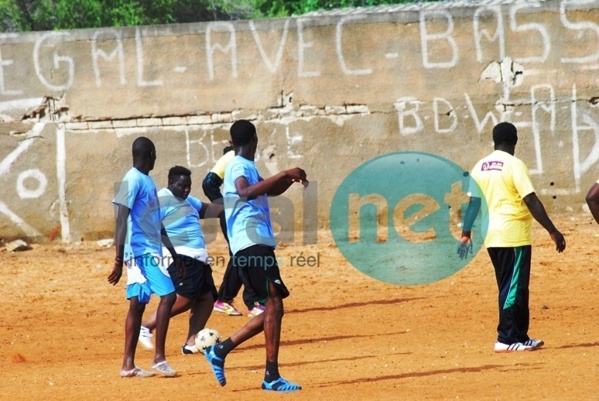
xmin=152 ymin=360 xmax=177 ymax=377
xmin=120 ymin=367 xmax=154 ymax=378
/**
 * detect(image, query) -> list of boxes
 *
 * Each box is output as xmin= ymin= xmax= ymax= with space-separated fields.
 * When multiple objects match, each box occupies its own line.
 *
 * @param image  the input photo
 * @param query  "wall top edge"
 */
xmin=0 ymin=0 xmax=582 ymax=42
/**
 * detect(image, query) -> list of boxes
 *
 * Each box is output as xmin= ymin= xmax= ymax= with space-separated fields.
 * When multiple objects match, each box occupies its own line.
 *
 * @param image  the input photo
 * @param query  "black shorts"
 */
xmin=167 ymin=255 xmax=218 ymax=301
xmin=233 ymin=245 xmax=289 ymax=303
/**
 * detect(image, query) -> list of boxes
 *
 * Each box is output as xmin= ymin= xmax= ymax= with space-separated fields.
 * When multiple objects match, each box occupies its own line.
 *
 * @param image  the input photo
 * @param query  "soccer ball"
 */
xmin=195 ymin=328 xmax=222 ymax=352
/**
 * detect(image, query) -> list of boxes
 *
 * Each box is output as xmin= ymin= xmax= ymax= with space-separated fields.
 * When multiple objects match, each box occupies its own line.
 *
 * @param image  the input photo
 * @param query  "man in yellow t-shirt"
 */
xmin=202 ymin=148 xmax=235 ymax=202
xmin=459 ymin=122 xmax=566 ymax=353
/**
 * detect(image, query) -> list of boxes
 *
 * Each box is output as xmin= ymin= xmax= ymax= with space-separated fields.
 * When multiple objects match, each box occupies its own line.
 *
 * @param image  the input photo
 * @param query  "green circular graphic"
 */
xmin=330 ymin=152 xmax=487 ymax=286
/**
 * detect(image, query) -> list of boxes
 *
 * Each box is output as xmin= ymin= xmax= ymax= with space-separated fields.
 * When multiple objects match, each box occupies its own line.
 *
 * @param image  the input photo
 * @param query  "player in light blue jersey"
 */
xmin=108 ymin=137 xmax=181 ymax=378
xmin=203 ymin=145 xmax=264 ymax=318
xmin=203 ymin=119 xmax=307 ymax=392
xmin=138 ymin=165 xmax=224 ymax=356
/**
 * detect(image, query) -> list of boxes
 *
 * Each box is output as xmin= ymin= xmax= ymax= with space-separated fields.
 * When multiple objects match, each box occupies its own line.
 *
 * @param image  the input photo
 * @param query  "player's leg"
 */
xmin=489 ymin=248 xmax=516 ymax=343
xmin=142 ymin=294 xmax=193 ymax=332
xmin=513 ymin=246 xmax=541 ymax=348
xmin=244 ymin=282 xmax=264 ymax=316
xmin=205 ymin=299 xmax=264 ymax=385
xmin=215 ymin=215 xmax=244 ymax=315
xmin=180 ymin=257 xmax=218 ymax=353
xmin=153 ymin=291 xmax=176 ymax=360
xmin=139 ymin=257 xmax=196 ymax=350
xmin=214 ymin=258 xmax=243 ymax=316
xmin=257 ymin=251 xmax=300 ymax=392
xmin=219 ymin=214 xmax=260 ymax=315
xmin=121 ymin=277 xmax=153 ymax=375
xmin=488 ymin=247 xmax=534 ymax=352
xmin=142 ymin=253 xmax=177 ymax=374
xmin=122 ymin=296 xmax=146 ymax=372
xmin=204 ymin=247 xmax=263 ymax=386
xmin=225 ymin=248 xmax=271 ymax=346
xmin=263 ymin=281 xmax=283 ymax=379
xmin=260 ymin=284 xmax=301 ymax=391
xmin=240 ymin=247 xmax=264 ymax=317
xmin=185 ymin=292 xmax=214 ymax=348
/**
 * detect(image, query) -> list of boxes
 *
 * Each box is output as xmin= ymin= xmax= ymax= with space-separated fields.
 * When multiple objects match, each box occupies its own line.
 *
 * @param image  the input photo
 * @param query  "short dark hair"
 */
xmin=132 ymin=136 xmax=155 ymax=158
xmin=168 ymin=165 xmax=191 ymax=184
xmin=492 ymin=122 xmax=518 ymax=146
xmin=230 ymin=120 xmax=256 ymax=146
xmin=223 ymin=145 xmax=234 ymax=154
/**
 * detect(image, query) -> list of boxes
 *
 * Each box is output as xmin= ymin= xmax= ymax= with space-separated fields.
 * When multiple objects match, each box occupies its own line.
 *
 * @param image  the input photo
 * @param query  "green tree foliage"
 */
xmin=0 ymin=0 xmax=429 ymax=32
xmin=255 ymin=0 xmax=417 ymax=18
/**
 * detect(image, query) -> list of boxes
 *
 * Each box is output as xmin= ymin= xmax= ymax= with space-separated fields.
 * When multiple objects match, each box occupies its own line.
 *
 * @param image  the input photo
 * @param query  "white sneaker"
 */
xmin=494 ymin=341 xmax=533 ymax=352
xmin=181 ymin=344 xmax=199 ymax=354
xmin=248 ymin=304 xmax=265 ymax=318
xmin=213 ymin=300 xmax=242 ymax=316
xmin=522 ymin=338 xmax=544 ymax=349
xmin=139 ymin=326 xmax=154 ymax=350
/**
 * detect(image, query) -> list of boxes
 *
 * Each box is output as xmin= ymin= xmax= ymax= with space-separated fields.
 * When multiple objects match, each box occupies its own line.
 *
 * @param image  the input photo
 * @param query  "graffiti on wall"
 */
xmin=0 ymin=0 xmax=598 ymax=241
xmin=0 ymin=122 xmax=70 ymax=241
xmin=0 ymin=1 xmax=596 ymax=93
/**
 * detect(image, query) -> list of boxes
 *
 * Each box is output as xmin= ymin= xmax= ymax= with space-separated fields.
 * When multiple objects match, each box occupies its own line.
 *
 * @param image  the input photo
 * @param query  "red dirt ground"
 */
xmin=1 ymin=214 xmax=598 ymax=401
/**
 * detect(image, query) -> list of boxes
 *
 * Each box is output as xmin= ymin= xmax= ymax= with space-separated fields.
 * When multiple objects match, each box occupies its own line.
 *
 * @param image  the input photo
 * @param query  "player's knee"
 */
xmin=129 ymin=300 xmax=146 ymax=315
xmin=266 ymin=296 xmax=284 ymax=318
xmin=160 ymin=291 xmax=177 ymax=306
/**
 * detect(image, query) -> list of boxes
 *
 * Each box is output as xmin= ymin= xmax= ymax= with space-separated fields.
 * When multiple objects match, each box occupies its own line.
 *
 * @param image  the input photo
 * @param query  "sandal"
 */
xmin=152 ymin=360 xmax=177 ymax=377
xmin=120 ymin=366 xmax=154 ymax=378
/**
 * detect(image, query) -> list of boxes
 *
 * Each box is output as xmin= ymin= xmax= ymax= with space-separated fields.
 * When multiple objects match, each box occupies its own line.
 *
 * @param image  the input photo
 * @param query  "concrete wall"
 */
xmin=0 ymin=0 xmax=598 ymax=243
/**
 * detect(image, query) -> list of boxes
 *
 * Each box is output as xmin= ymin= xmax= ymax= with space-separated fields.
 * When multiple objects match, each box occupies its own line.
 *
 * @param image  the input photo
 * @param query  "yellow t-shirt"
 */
xmin=210 ymin=150 xmax=235 ymax=179
xmin=469 ymin=150 xmax=535 ymax=247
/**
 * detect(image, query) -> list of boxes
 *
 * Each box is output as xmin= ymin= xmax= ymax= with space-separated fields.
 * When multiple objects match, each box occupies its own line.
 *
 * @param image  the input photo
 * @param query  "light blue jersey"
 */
xmin=158 ymin=188 xmax=208 ymax=263
xmin=112 ymin=167 xmax=162 ymax=259
xmin=113 ymin=167 xmax=174 ymax=299
xmin=223 ymin=155 xmax=276 ymax=255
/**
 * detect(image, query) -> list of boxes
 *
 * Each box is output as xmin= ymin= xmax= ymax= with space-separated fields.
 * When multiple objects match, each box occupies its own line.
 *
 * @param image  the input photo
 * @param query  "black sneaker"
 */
xmin=181 ymin=344 xmax=199 ymax=354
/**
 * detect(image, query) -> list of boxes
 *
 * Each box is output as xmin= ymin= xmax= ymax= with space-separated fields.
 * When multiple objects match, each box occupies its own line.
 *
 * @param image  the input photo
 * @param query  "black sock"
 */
xmin=214 ymin=338 xmax=235 ymax=357
xmin=264 ymin=361 xmax=280 ymax=382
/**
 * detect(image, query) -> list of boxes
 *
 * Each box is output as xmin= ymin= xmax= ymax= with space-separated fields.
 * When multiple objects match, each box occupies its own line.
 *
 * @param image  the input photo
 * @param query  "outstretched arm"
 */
xmin=523 ymin=192 xmax=566 ymax=253
xmin=236 ymin=168 xmax=307 ymax=200
xmin=586 ymin=182 xmax=599 ymax=225
xmin=199 ymin=201 xmax=224 ymax=219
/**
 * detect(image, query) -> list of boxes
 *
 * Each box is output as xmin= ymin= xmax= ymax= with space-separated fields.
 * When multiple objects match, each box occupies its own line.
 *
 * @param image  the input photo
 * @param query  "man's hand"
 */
xmin=108 ymin=257 xmax=124 ymax=285
xmin=285 ymin=167 xmax=308 ymax=186
xmin=550 ymin=231 xmax=566 ymax=253
xmin=457 ymin=237 xmax=473 ymax=260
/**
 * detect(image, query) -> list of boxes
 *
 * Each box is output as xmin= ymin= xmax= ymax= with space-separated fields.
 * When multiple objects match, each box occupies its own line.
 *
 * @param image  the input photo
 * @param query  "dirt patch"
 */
xmin=1 ymin=214 xmax=597 ymax=400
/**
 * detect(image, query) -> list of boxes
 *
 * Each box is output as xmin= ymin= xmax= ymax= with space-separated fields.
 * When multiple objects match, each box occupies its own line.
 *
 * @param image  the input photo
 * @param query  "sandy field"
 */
xmin=1 ymin=214 xmax=598 ymax=401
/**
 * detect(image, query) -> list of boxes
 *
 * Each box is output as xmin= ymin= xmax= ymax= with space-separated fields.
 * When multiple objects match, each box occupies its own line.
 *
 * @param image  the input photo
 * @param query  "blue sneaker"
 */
xmin=262 ymin=377 xmax=302 ymax=392
xmin=204 ymin=345 xmax=226 ymax=386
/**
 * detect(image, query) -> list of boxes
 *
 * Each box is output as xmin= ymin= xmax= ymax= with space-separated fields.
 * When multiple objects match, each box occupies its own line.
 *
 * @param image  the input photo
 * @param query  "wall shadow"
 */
xmin=554 ymin=342 xmax=599 ymax=349
xmin=314 ymin=362 xmax=541 ymax=388
xmin=239 ymin=330 xmax=410 ymax=351
xmin=287 ymin=297 xmax=424 ymax=314
xmin=226 ymin=362 xmax=541 ymax=392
